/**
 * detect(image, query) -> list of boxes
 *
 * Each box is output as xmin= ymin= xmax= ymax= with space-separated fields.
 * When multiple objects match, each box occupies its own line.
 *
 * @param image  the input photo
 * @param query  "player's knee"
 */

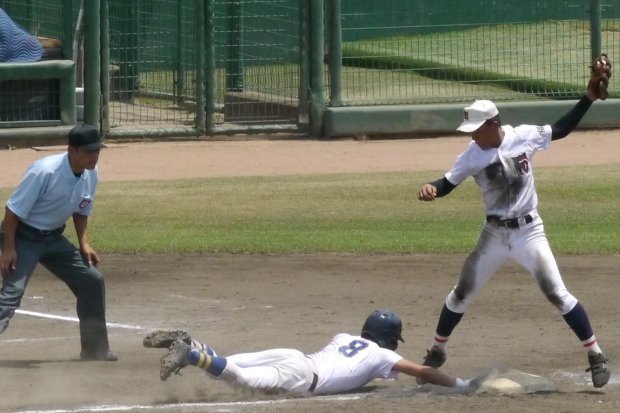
xmin=446 ymin=291 xmax=470 ymax=313
xmin=74 ymin=267 xmax=105 ymax=296
xmin=84 ymin=266 xmax=105 ymax=283
xmin=546 ymin=290 xmax=577 ymax=313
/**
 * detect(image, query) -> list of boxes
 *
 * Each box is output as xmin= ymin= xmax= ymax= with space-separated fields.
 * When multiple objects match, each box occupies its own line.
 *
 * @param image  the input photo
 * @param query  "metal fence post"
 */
xmin=329 ymin=0 xmax=342 ymax=107
xmin=205 ymin=0 xmax=216 ymax=131
xmin=101 ymin=0 xmax=110 ymax=133
xmin=62 ymin=0 xmax=74 ymax=59
xmin=226 ymin=0 xmax=244 ymax=91
xmin=84 ymin=0 xmax=101 ymax=127
xmin=195 ymin=0 xmax=206 ymax=134
xmin=175 ymin=0 xmax=185 ymax=105
xmin=309 ymin=0 xmax=325 ymax=136
xmin=298 ymin=0 xmax=310 ymax=126
xmin=590 ymin=0 xmax=602 ymax=59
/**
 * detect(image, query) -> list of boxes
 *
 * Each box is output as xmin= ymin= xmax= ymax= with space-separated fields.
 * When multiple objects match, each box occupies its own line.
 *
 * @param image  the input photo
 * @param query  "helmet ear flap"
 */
xmin=388 ymin=337 xmax=399 ymax=351
xmin=379 ymin=337 xmax=398 ymax=351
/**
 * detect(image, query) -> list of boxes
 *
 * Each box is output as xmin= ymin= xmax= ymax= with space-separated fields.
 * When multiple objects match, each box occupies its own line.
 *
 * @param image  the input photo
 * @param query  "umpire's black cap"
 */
xmin=68 ymin=124 xmax=107 ymax=150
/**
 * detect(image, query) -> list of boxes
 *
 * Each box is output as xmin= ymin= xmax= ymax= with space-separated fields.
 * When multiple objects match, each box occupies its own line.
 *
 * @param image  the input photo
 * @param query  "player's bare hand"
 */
xmin=0 ymin=248 xmax=17 ymax=277
xmin=80 ymin=244 xmax=100 ymax=267
xmin=418 ymin=183 xmax=437 ymax=201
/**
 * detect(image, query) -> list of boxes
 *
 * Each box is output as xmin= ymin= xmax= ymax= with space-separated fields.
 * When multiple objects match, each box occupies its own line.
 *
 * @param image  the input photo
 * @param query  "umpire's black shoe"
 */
xmin=416 ymin=346 xmax=447 ymax=385
xmin=586 ymin=352 xmax=610 ymax=388
xmin=81 ymin=350 xmax=119 ymax=362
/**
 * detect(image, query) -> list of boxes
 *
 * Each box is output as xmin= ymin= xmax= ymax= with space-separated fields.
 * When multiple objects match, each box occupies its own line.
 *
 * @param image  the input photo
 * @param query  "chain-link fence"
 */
xmin=1 ymin=0 xmax=619 ymax=139
xmin=105 ymin=0 xmax=301 ymax=134
xmin=106 ymin=0 xmax=197 ymax=130
xmin=214 ymin=0 xmax=301 ymax=125
xmin=334 ymin=1 xmax=619 ymax=106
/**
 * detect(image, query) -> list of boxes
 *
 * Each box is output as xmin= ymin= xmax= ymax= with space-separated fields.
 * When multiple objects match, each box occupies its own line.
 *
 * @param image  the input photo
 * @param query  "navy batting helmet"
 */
xmin=361 ymin=309 xmax=405 ymax=350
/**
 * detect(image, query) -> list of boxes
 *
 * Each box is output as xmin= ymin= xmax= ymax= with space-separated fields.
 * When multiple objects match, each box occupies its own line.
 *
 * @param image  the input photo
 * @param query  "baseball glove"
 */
xmin=588 ymin=54 xmax=612 ymax=100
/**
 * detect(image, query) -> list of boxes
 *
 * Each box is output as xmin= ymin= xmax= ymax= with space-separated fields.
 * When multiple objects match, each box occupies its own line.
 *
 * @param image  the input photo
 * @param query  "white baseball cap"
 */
xmin=456 ymin=100 xmax=499 ymax=132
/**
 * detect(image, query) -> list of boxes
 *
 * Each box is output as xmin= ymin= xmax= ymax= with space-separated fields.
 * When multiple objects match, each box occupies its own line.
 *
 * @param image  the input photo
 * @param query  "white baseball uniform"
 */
xmin=443 ymin=124 xmax=578 ymax=314
xmin=307 ymin=333 xmax=402 ymax=395
xmin=218 ymin=333 xmax=402 ymax=395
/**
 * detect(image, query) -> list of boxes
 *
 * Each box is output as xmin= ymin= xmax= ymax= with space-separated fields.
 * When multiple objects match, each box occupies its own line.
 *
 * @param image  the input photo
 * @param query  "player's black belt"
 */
xmin=486 ymin=214 xmax=533 ymax=229
xmin=309 ymin=373 xmax=319 ymax=392
xmin=18 ymin=221 xmax=66 ymax=237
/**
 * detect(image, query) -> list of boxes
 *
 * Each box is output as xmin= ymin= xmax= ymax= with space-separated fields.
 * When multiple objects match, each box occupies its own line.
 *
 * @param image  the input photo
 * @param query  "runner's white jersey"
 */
xmin=445 ymin=124 xmax=552 ymax=218
xmin=305 ymin=333 xmax=402 ymax=395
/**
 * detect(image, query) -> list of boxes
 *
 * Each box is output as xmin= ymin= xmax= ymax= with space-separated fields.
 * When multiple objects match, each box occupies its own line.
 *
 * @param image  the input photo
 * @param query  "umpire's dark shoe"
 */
xmin=416 ymin=346 xmax=447 ymax=385
xmin=81 ymin=350 xmax=119 ymax=362
xmin=586 ymin=352 xmax=610 ymax=388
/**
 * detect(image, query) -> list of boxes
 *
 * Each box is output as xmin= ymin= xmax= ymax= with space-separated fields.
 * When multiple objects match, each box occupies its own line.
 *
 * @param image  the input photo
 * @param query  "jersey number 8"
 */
xmin=339 ymin=340 xmax=369 ymax=358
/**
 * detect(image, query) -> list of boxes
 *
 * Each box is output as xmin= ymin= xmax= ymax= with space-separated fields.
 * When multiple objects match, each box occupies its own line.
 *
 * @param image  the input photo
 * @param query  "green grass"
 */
xmin=2 ymin=165 xmax=617 ymax=254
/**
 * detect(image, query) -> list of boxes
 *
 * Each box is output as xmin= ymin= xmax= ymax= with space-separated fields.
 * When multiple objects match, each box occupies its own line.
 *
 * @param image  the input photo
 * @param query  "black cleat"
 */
xmin=586 ymin=352 xmax=610 ymax=388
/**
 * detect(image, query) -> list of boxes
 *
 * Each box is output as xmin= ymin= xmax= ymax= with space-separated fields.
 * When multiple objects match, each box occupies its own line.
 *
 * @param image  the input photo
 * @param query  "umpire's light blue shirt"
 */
xmin=6 ymin=153 xmax=98 ymax=231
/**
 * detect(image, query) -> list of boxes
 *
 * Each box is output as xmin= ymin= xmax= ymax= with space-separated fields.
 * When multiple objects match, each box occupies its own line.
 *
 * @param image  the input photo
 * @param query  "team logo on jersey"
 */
xmin=79 ymin=199 xmax=91 ymax=209
xmin=511 ymin=153 xmax=529 ymax=175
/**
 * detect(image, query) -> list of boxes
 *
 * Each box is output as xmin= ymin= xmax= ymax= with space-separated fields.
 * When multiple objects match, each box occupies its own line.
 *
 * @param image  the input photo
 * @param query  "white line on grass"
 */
xmin=13 ymin=394 xmax=364 ymax=413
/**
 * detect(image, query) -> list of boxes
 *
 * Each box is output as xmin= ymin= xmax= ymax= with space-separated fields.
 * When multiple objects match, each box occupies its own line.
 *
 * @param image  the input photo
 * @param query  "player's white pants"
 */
xmin=220 ymin=348 xmax=316 ymax=394
xmin=445 ymin=213 xmax=578 ymax=315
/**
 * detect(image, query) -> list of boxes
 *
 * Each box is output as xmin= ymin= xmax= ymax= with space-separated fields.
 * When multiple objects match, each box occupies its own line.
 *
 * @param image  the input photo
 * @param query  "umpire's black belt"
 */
xmin=309 ymin=373 xmax=319 ymax=392
xmin=486 ymin=214 xmax=533 ymax=229
xmin=18 ymin=221 xmax=65 ymax=237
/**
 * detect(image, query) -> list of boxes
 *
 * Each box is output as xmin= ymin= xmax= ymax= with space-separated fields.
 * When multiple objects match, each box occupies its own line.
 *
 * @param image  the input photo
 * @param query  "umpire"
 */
xmin=0 ymin=124 xmax=117 ymax=361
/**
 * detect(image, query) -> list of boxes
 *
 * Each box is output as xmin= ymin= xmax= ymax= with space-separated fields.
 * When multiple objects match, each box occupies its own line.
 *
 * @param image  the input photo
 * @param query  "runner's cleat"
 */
xmin=586 ymin=352 xmax=610 ymax=388
xmin=160 ymin=339 xmax=191 ymax=381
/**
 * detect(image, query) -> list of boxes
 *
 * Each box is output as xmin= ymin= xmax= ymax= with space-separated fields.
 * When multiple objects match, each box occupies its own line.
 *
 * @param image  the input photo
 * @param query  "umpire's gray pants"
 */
xmin=0 ymin=225 xmax=110 ymax=358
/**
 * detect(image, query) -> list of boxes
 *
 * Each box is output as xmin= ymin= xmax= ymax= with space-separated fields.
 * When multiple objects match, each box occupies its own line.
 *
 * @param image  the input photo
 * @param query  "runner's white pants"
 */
xmin=220 ymin=348 xmax=315 ymax=394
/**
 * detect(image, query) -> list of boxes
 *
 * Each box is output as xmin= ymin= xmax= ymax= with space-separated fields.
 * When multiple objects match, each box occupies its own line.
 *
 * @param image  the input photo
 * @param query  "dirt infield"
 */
xmin=1 ymin=129 xmax=619 ymax=186
xmin=1 ymin=130 xmax=619 ymax=413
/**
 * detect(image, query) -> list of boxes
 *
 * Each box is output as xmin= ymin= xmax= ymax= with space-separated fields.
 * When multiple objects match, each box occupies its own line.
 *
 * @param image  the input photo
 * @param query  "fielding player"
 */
xmin=416 ymin=56 xmax=612 ymax=388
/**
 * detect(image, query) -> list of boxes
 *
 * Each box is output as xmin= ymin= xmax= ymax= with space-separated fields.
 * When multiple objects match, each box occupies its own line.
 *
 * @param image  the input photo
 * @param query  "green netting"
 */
xmin=106 ymin=0 xmax=197 ymax=130
xmin=335 ymin=1 xmax=620 ymax=105
xmin=1 ymin=0 xmax=618 ymax=135
xmin=104 ymin=0 xmax=301 ymax=131
xmin=213 ymin=0 xmax=301 ymax=124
